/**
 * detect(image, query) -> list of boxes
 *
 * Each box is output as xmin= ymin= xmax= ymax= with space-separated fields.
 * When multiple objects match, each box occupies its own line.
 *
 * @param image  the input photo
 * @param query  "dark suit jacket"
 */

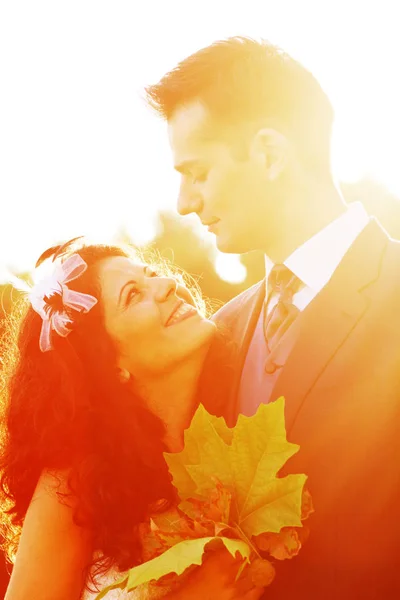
xmin=212 ymin=219 xmax=400 ymax=599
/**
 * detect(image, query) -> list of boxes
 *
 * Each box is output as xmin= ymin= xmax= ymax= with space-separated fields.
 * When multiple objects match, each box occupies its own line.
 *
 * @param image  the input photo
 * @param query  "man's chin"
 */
xmin=215 ymin=237 xmax=237 ymax=254
xmin=216 ymin=235 xmax=254 ymax=255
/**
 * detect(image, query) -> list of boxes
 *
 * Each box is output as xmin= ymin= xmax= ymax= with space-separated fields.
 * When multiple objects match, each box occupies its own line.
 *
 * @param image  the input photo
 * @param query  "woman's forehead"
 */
xmin=97 ymin=257 xmax=148 ymax=306
xmin=99 ymin=256 xmax=146 ymax=280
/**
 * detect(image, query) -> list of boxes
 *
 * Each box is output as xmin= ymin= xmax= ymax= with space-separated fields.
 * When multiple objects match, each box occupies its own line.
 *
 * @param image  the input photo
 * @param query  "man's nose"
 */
xmin=177 ymin=191 xmax=203 ymax=216
xmin=154 ymin=277 xmax=177 ymax=303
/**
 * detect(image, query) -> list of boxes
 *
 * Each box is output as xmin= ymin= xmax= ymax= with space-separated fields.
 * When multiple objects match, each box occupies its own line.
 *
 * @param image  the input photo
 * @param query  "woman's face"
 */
xmin=97 ymin=256 xmax=216 ymax=378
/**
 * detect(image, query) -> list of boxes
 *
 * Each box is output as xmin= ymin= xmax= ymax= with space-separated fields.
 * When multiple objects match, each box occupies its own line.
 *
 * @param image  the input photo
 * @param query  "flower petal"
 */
xmin=51 ymin=312 xmax=73 ymax=337
xmin=59 ymin=254 xmax=88 ymax=284
xmin=39 ymin=319 xmax=53 ymax=352
xmin=62 ymin=288 xmax=98 ymax=312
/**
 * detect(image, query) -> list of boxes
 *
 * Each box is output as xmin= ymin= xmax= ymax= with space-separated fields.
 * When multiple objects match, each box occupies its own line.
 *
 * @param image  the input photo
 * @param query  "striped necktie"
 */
xmin=264 ymin=264 xmax=304 ymax=374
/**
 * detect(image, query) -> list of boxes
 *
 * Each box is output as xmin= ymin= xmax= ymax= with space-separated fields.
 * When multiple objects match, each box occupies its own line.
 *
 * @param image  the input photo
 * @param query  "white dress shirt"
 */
xmin=265 ymin=201 xmax=370 ymax=313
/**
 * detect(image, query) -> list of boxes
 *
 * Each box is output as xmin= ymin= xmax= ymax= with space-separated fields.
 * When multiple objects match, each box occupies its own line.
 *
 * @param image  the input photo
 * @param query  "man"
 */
xmin=146 ymin=37 xmax=400 ymax=598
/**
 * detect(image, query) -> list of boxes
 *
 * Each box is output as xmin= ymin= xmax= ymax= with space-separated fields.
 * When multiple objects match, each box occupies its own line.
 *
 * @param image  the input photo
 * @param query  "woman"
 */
xmin=0 ymin=239 xmax=263 ymax=600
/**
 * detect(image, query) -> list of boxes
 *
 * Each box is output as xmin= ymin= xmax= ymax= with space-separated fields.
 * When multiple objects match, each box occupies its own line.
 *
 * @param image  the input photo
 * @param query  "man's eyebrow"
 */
xmin=118 ymin=266 xmax=147 ymax=306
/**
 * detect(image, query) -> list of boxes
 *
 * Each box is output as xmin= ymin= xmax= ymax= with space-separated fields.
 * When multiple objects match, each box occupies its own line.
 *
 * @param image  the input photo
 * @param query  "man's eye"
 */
xmin=193 ymin=172 xmax=207 ymax=183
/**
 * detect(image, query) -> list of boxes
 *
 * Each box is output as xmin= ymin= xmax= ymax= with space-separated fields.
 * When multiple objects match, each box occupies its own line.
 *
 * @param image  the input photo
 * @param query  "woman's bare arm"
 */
xmin=5 ymin=470 xmax=93 ymax=600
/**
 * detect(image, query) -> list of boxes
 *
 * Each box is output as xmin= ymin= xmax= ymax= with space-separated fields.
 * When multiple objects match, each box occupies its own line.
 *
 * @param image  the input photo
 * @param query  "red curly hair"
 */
xmin=0 ymin=240 xmax=202 ymax=588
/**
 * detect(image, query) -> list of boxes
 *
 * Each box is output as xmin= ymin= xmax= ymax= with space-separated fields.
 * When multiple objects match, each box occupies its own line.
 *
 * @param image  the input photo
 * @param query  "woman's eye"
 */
xmin=126 ymin=286 xmax=139 ymax=305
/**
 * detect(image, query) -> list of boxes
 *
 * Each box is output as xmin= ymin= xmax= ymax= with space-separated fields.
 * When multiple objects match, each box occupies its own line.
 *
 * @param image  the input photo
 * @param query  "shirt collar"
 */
xmin=265 ymin=202 xmax=370 ymax=294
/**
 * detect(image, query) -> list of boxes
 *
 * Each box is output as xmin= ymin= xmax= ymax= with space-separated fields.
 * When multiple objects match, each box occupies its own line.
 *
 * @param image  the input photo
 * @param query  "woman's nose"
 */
xmin=153 ymin=277 xmax=177 ymax=303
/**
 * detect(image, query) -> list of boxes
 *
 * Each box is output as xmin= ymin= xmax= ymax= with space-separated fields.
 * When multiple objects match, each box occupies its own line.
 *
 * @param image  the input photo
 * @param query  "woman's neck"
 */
xmin=137 ymin=354 xmax=206 ymax=452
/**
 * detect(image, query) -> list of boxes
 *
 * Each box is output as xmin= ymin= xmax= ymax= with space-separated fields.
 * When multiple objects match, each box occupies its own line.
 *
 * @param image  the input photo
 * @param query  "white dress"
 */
xmin=80 ymin=507 xmax=181 ymax=599
xmin=81 ymin=563 xmax=172 ymax=599
xmin=81 ymin=565 xmax=131 ymax=599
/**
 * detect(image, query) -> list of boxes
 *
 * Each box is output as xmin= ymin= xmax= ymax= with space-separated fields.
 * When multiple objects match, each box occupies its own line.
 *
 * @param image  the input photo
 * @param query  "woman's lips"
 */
xmin=165 ymin=302 xmax=198 ymax=326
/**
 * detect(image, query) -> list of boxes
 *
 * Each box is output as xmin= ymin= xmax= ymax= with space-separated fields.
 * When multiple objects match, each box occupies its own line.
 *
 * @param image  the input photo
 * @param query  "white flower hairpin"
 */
xmin=26 ymin=253 xmax=98 ymax=352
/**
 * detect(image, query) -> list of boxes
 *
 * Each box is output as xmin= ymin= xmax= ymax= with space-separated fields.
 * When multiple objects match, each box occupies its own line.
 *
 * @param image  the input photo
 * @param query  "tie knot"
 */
xmin=268 ymin=264 xmax=303 ymax=301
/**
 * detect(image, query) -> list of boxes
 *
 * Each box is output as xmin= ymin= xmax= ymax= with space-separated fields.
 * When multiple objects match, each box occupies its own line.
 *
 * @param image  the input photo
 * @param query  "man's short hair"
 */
xmin=145 ymin=36 xmax=334 ymax=174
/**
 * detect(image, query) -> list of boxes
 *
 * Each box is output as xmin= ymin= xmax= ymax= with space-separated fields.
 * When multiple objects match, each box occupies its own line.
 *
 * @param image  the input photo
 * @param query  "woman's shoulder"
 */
xmin=32 ymin=467 xmax=81 ymax=510
xmin=35 ymin=468 xmax=71 ymax=493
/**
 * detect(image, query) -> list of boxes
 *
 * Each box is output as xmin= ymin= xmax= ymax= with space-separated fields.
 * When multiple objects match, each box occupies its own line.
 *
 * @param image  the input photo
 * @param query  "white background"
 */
xmin=1 ymin=0 xmax=399 ymax=277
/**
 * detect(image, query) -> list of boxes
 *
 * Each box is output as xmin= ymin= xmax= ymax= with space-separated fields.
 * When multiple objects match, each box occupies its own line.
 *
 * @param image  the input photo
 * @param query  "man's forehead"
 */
xmin=168 ymin=100 xmax=214 ymax=159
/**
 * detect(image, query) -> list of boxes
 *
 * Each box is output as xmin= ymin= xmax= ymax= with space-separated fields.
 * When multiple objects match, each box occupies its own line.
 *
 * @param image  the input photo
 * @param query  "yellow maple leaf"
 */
xmin=167 ymin=397 xmax=306 ymax=538
xmin=248 ymin=557 xmax=276 ymax=586
xmin=254 ymin=528 xmax=302 ymax=559
xmin=95 ymin=537 xmax=251 ymax=599
xmin=164 ymin=405 xmax=233 ymax=499
xmin=97 ymin=399 xmax=308 ymax=598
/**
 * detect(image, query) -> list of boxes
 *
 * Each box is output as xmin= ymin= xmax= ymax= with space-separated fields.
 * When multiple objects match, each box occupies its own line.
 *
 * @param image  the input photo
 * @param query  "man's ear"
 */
xmin=250 ymin=127 xmax=290 ymax=180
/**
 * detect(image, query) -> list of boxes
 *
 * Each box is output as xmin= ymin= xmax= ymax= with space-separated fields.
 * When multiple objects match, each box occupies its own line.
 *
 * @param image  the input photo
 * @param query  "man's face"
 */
xmin=168 ymin=101 xmax=278 ymax=255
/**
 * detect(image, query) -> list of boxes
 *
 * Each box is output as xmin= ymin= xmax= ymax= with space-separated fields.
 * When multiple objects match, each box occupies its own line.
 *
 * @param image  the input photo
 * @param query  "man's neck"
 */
xmin=265 ymin=181 xmax=347 ymax=263
xmin=284 ymin=200 xmax=369 ymax=293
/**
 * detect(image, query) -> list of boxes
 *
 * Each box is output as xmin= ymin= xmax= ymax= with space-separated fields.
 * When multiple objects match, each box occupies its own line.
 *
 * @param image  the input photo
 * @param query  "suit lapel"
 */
xmin=270 ymin=219 xmax=389 ymax=432
xmin=225 ymin=280 xmax=265 ymax=424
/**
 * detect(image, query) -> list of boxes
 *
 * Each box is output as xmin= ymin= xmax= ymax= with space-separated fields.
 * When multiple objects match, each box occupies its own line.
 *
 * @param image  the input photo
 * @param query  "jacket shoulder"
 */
xmin=212 ymin=279 xmax=264 ymax=324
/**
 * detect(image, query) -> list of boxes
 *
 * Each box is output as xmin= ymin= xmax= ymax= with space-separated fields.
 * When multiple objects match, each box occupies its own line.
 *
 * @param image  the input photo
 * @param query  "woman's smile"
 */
xmin=165 ymin=301 xmax=198 ymax=327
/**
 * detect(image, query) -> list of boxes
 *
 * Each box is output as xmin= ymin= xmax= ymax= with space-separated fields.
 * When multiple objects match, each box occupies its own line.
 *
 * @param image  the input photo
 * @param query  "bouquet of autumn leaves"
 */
xmin=96 ymin=397 xmax=313 ymax=598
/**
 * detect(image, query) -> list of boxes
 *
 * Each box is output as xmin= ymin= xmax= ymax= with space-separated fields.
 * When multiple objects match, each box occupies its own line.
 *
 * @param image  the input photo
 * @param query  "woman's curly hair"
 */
xmin=0 ymin=238 xmax=214 ymax=590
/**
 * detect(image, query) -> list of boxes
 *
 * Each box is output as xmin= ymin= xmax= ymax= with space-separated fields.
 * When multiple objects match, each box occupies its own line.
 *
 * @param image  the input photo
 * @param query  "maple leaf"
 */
xmin=229 ymin=398 xmax=304 ymax=534
xmin=150 ymin=507 xmax=197 ymax=538
xmin=237 ymin=473 xmax=306 ymax=537
xmin=164 ymin=405 xmax=233 ymax=499
xmin=248 ymin=557 xmax=276 ymax=587
xmin=254 ymin=528 xmax=302 ymax=560
xmin=150 ymin=507 xmax=210 ymax=547
xmin=95 ymin=537 xmax=251 ymax=599
xmin=98 ymin=399 xmax=309 ymax=598
xmin=300 ymin=487 xmax=314 ymax=521
xmin=180 ymin=481 xmax=232 ymax=525
xmin=167 ymin=397 xmax=306 ymax=539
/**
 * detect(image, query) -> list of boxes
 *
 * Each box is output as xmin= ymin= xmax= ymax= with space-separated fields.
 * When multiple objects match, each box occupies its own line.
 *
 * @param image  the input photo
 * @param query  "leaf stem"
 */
xmin=232 ymin=523 xmax=261 ymax=559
